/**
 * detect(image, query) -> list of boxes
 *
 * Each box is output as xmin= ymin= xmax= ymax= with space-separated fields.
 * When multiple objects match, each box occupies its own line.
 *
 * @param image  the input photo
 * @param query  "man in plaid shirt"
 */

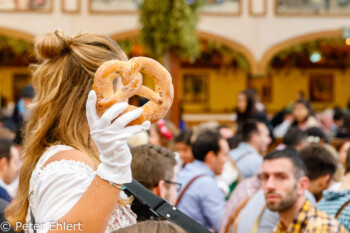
xmin=259 ymin=149 xmax=348 ymax=233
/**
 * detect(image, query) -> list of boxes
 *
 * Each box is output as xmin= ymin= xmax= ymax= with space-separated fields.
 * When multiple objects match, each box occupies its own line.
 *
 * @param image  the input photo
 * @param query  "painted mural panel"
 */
xmin=200 ymin=0 xmax=241 ymax=15
xmin=309 ymin=73 xmax=333 ymax=102
xmin=89 ymin=0 xmax=142 ymax=13
xmin=276 ymin=0 xmax=350 ymax=15
xmin=0 ymin=0 xmax=52 ymax=12
xmin=89 ymin=0 xmax=240 ymax=15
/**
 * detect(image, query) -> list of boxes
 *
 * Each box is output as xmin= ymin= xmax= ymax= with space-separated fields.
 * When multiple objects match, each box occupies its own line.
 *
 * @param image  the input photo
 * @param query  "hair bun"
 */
xmin=34 ymin=30 xmax=72 ymax=60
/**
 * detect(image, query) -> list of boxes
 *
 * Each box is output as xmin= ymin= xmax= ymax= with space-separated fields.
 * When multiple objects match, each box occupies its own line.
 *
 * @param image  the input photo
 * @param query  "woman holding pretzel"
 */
xmin=6 ymin=30 xmax=150 ymax=233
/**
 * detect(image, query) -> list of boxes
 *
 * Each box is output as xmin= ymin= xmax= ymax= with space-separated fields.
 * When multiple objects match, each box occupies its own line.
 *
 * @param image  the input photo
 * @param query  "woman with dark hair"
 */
xmin=291 ymin=99 xmax=319 ymax=130
xmin=174 ymin=129 xmax=194 ymax=165
xmin=235 ymin=89 xmax=267 ymax=127
xmin=235 ymin=89 xmax=273 ymax=143
xmin=274 ymin=99 xmax=319 ymax=138
xmin=236 ymin=89 xmax=256 ymax=125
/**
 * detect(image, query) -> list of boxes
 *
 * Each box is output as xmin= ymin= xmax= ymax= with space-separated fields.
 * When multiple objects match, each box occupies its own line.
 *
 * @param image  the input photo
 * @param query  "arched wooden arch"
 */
xmin=0 ymin=26 xmax=35 ymax=42
xmin=196 ymin=31 xmax=257 ymax=73
xmin=257 ymin=29 xmax=343 ymax=75
xmin=110 ymin=29 xmax=257 ymax=72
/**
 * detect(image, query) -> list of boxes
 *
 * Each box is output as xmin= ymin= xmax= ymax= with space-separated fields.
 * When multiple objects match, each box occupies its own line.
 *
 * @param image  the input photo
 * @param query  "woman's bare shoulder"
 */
xmin=42 ymin=150 xmax=96 ymax=170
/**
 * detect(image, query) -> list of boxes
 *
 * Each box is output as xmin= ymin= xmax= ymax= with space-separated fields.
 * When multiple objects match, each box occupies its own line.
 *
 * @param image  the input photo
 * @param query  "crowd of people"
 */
xmin=0 ymin=30 xmax=350 ymax=233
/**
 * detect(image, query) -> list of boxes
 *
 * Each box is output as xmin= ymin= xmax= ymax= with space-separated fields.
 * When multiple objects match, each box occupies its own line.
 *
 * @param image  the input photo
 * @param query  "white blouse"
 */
xmin=26 ymin=145 xmax=136 ymax=233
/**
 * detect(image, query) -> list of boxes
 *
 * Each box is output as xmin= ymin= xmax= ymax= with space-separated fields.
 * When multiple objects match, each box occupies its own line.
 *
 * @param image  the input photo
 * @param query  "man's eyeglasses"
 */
xmin=164 ymin=180 xmax=182 ymax=192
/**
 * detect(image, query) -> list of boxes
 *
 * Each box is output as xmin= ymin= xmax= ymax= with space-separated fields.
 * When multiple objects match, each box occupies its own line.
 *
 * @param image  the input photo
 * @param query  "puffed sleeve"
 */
xmin=31 ymin=160 xmax=95 ymax=232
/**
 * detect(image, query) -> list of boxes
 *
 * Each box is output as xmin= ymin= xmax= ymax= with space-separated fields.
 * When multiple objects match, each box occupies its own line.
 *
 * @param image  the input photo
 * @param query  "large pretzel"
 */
xmin=93 ymin=57 xmax=174 ymax=126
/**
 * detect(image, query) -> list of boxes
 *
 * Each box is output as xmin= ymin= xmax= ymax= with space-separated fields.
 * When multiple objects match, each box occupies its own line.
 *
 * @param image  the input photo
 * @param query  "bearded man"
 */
xmin=260 ymin=149 xmax=347 ymax=233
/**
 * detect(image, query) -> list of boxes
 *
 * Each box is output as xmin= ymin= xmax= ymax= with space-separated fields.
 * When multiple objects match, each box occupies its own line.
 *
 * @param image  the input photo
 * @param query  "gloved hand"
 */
xmin=86 ymin=90 xmax=150 ymax=184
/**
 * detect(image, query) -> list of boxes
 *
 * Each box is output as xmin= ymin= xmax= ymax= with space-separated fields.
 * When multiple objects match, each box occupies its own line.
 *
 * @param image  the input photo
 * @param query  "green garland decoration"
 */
xmin=0 ymin=35 xmax=32 ymax=55
xmin=0 ymin=35 xmax=33 ymax=66
xmin=271 ymin=37 xmax=349 ymax=68
xmin=117 ymin=37 xmax=142 ymax=56
xmin=117 ymin=37 xmax=250 ymax=70
xmin=140 ymin=0 xmax=203 ymax=60
xmin=205 ymin=40 xmax=249 ymax=70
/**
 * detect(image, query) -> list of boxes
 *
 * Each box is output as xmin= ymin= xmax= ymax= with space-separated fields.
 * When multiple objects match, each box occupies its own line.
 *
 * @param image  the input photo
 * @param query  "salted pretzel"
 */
xmin=93 ymin=57 xmax=174 ymax=126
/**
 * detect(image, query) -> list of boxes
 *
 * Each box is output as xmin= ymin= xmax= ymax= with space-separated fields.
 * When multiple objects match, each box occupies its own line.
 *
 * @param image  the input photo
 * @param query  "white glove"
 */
xmin=86 ymin=90 xmax=150 ymax=184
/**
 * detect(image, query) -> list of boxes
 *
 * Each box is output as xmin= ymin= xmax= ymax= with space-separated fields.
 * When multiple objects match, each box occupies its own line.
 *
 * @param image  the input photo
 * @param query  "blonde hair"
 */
xmin=6 ymin=30 xmax=128 ymax=226
xmin=112 ymin=221 xmax=186 ymax=233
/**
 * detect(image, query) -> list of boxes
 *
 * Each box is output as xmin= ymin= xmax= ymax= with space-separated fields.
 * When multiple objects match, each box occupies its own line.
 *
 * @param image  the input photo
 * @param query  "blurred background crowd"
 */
xmin=1 ymin=84 xmax=350 ymax=232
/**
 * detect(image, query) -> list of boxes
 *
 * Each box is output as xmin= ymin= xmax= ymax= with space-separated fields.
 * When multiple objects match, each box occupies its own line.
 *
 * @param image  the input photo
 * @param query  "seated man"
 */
xmin=177 ymin=130 xmax=229 ymax=232
xmin=130 ymin=144 xmax=178 ymax=206
xmin=230 ymin=120 xmax=271 ymax=179
xmin=260 ymin=149 xmax=347 ymax=232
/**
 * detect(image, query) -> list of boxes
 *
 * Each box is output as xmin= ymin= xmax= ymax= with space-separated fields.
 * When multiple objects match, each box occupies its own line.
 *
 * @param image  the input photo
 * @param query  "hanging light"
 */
xmin=310 ymin=51 xmax=322 ymax=63
xmin=342 ymin=28 xmax=350 ymax=45
xmin=346 ymin=38 xmax=350 ymax=46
